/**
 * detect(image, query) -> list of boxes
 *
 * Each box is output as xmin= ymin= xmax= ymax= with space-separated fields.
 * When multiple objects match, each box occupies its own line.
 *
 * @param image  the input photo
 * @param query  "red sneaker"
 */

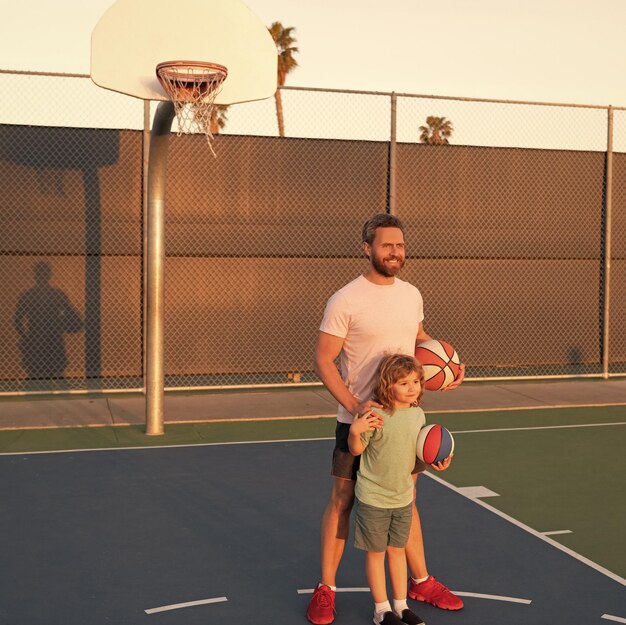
xmin=306 ymin=584 xmax=336 ymax=624
xmin=408 ymin=575 xmax=464 ymax=610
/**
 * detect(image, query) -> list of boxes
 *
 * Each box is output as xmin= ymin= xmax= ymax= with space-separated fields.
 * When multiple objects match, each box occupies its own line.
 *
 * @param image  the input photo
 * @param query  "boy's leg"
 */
xmin=369 ymin=552 xmax=406 ymax=625
xmin=386 ymin=546 xmax=407 ymax=601
xmin=359 ymin=504 xmax=412 ymax=625
xmin=365 ymin=551 xmax=388 ymax=603
xmin=388 ymin=546 xmax=426 ymax=625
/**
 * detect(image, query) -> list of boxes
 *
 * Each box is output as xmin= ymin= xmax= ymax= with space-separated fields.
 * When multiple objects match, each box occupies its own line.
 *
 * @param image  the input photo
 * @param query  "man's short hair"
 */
xmin=361 ymin=213 xmax=404 ymax=245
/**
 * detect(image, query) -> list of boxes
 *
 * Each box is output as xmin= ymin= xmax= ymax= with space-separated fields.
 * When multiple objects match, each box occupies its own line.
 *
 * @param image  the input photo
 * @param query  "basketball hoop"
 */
xmin=156 ymin=61 xmax=228 ymax=156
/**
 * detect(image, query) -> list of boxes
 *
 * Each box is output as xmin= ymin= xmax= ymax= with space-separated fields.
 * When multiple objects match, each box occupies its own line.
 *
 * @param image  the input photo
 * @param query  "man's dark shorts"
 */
xmin=331 ymin=421 xmax=427 ymax=480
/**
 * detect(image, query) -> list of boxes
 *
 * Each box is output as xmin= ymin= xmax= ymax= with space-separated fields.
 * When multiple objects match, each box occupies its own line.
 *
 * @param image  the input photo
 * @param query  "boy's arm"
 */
xmin=430 ymin=455 xmax=453 ymax=471
xmin=348 ymin=426 xmax=365 ymax=456
xmin=348 ymin=410 xmax=382 ymax=455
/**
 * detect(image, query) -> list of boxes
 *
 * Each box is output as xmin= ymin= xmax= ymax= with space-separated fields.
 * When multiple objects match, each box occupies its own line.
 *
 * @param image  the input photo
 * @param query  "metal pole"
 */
xmin=602 ymin=106 xmax=613 ymax=380
xmin=142 ymin=100 xmax=150 ymax=395
xmin=389 ymin=92 xmax=397 ymax=215
xmin=145 ymin=101 xmax=175 ymax=435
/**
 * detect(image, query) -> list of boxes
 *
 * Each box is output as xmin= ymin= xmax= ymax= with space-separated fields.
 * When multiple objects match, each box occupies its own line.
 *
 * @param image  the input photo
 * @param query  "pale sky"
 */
xmin=2 ymin=0 xmax=626 ymax=107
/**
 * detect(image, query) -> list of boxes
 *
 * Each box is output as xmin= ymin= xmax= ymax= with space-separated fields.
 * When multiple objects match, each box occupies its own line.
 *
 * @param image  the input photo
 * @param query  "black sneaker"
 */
xmin=374 ymin=611 xmax=405 ymax=625
xmin=397 ymin=608 xmax=425 ymax=625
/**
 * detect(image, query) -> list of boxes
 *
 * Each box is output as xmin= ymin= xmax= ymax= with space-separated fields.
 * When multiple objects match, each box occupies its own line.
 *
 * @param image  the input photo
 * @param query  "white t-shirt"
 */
xmin=319 ymin=275 xmax=424 ymax=424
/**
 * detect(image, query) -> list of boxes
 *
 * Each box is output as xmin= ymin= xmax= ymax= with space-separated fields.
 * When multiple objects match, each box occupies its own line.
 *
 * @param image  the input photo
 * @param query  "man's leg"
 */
xmin=406 ymin=473 xmax=464 ymax=611
xmin=320 ymin=477 xmax=355 ymax=586
xmin=307 ymin=478 xmax=355 ymax=624
xmin=405 ymin=474 xmax=427 ymax=578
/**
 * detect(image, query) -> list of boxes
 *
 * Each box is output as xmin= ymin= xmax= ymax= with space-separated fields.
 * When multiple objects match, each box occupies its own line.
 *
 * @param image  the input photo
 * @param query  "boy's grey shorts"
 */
xmin=354 ymin=499 xmax=413 ymax=552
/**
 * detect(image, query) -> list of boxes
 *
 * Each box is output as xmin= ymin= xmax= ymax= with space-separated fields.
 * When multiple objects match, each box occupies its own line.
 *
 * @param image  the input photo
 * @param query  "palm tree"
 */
xmin=268 ymin=21 xmax=299 ymax=137
xmin=419 ymin=116 xmax=454 ymax=145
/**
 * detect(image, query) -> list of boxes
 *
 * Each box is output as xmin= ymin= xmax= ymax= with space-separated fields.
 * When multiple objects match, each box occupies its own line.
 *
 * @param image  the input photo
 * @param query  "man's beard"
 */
xmin=371 ymin=254 xmax=405 ymax=277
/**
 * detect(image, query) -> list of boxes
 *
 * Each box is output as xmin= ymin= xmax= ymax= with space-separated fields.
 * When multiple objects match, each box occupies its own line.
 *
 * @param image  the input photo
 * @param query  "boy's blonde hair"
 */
xmin=374 ymin=353 xmax=425 ymax=412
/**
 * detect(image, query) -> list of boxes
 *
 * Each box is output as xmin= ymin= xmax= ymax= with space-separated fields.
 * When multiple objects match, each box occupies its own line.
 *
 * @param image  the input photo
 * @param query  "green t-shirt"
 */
xmin=355 ymin=406 xmax=425 ymax=508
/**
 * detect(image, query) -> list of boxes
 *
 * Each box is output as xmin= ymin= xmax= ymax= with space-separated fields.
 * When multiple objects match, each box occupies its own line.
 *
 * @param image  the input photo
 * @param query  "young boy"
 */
xmin=349 ymin=354 xmax=452 ymax=625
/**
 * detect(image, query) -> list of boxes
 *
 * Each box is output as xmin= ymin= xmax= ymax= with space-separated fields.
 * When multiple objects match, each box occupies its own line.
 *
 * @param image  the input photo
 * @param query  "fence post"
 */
xmin=388 ymin=92 xmax=397 ymax=215
xmin=142 ymin=100 xmax=150 ymax=394
xmin=602 ymin=105 xmax=613 ymax=379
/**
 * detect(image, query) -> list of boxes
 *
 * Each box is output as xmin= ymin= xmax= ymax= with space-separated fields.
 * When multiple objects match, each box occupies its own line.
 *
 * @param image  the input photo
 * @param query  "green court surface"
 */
xmin=1 ymin=404 xmax=625 ymax=579
xmin=438 ymin=406 xmax=626 ymax=580
xmin=0 ymin=417 xmax=336 ymax=452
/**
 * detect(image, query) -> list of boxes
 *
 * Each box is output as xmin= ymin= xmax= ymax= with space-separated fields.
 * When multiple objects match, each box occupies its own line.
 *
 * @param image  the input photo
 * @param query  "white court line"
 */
xmin=0 ymin=437 xmax=335 ymax=456
xmin=542 ymin=530 xmax=573 ymax=536
xmin=145 ymin=596 xmax=227 ymax=614
xmin=426 ymin=472 xmax=626 ymax=588
xmin=602 ymin=615 xmax=626 ymax=624
xmin=427 ymin=401 xmax=626 ymax=415
xmin=451 ymin=421 xmax=626 ymax=435
xmin=298 ymin=588 xmax=531 ymax=605
xmin=453 ymin=592 xmax=531 ymax=604
xmin=3 ymin=420 xmax=626 ymax=457
xmin=298 ymin=588 xmax=370 ymax=594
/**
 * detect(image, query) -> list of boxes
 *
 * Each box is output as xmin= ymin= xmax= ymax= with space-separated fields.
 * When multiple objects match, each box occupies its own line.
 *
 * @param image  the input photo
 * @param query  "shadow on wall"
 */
xmin=14 ymin=262 xmax=83 ymax=390
xmin=1 ymin=125 xmax=120 ymax=388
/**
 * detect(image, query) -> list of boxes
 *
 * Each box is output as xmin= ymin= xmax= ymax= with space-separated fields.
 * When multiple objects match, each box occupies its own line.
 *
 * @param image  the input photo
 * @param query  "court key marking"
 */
xmin=456 ymin=485 xmax=500 ymax=498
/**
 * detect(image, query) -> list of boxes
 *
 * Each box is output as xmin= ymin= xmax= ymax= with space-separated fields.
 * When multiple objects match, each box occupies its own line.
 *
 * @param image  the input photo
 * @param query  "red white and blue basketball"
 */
xmin=414 ymin=339 xmax=461 ymax=391
xmin=416 ymin=424 xmax=455 ymax=465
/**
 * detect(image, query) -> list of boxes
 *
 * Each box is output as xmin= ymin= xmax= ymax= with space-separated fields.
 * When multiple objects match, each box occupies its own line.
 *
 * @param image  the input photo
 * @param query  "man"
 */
xmin=307 ymin=214 xmax=465 ymax=625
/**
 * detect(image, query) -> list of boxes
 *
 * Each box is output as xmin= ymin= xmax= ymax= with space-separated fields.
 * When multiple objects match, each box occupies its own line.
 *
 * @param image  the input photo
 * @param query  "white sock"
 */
xmin=318 ymin=582 xmax=337 ymax=591
xmin=412 ymin=575 xmax=429 ymax=584
xmin=393 ymin=598 xmax=408 ymax=615
xmin=374 ymin=600 xmax=392 ymax=621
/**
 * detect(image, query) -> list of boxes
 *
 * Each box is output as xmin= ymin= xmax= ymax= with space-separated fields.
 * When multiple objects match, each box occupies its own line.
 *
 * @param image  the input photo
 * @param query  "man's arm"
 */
xmin=415 ymin=322 xmax=432 ymax=345
xmin=415 ymin=322 xmax=465 ymax=390
xmin=315 ymin=331 xmax=382 ymax=418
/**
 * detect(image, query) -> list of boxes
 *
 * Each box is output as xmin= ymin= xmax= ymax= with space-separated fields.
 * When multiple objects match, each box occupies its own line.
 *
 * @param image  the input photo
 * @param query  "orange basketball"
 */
xmin=415 ymin=339 xmax=461 ymax=391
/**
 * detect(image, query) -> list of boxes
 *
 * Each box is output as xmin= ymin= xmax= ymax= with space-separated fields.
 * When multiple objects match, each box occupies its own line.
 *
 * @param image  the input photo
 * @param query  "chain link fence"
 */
xmin=1 ymin=70 xmax=625 ymax=394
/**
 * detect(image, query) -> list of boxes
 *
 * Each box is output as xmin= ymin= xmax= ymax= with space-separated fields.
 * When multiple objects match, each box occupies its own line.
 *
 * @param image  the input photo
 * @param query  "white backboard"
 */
xmin=91 ymin=0 xmax=277 ymax=104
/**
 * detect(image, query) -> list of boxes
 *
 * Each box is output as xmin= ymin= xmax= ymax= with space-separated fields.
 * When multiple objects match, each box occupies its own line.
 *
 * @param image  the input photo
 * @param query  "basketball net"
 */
xmin=156 ymin=61 xmax=228 ymax=157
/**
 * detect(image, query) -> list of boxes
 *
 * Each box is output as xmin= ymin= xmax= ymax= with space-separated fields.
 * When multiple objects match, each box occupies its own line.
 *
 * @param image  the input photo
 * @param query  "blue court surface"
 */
xmin=1 ymin=438 xmax=624 ymax=625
